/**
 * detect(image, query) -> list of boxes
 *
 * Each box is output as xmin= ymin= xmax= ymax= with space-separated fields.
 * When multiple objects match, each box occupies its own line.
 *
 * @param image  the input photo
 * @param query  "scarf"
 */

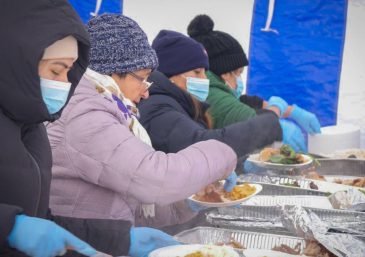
xmin=84 ymin=68 xmax=154 ymax=217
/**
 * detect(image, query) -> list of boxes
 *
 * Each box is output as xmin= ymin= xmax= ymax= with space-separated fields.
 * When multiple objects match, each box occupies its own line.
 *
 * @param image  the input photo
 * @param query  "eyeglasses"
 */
xmin=128 ymin=72 xmax=153 ymax=90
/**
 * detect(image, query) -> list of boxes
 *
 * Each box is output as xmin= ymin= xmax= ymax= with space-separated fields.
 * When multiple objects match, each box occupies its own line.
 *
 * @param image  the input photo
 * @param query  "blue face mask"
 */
xmin=186 ymin=77 xmax=210 ymax=102
xmin=234 ymin=76 xmax=245 ymax=98
xmin=40 ymin=78 xmax=71 ymax=114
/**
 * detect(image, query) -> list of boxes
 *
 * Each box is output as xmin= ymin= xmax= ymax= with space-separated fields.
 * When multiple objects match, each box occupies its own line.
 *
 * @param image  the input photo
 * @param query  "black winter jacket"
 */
xmin=138 ymin=71 xmax=282 ymax=157
xmin=0 ymin=1 xmax=131 ymax=256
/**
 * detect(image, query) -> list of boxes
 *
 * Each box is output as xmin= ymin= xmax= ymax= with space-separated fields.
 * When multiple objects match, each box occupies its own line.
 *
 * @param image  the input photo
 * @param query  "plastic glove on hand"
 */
xmin=224 ymin=172 xmax=237 ymax=192
xmin=289 ymin=105 xmax=321 ymax=134
xmin=243 ymin=160 xmax=264 ymax=174
xmin=7 ymin=215 xmax=96 ymax=257
xmin=187 ymin=199 xmax=208 ymax=213
xmin=128 ymin=227 xmax=180 ymax=257
xmin=279 ymin=119 xmax=307 ymax=153
xmin=266 ymin=96 xmax=289 ymax=116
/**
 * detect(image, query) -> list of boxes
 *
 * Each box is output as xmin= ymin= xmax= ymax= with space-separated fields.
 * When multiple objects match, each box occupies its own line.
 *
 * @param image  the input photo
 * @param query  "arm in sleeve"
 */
xmin=51 ymin=214 xmax=132 ymax=256
xmin=239 ymin=95 xmax=264 ymax=110
xmin=148 ymin=107 xmax=282 ymax=158
xmin=208 ymin=88 xmax=257 ymax=127
xmin=65 ymin=107 xmax=237 ymax=207
xmin=0 ymin=204 xmax=22 ymax=249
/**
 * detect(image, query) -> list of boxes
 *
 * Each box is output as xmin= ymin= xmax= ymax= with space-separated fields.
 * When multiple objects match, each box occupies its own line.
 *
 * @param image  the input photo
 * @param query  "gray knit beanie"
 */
xmin=86 ymin=13 xmax=158 ymax=74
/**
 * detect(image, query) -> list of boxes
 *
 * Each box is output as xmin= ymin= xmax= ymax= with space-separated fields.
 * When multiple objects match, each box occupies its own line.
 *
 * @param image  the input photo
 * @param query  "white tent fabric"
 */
xmin=124 ymin=0 xmax=365 ymax=148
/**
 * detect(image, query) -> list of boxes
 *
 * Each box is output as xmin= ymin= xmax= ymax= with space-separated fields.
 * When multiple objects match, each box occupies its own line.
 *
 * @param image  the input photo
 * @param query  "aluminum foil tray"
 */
xmin=206 ymin=206 xmax=365 ymax=236
xmin=316 ymin=159 xmax=365 ymax=177
xmin=211 ymin=205 xmax=365 ymax=222
xmin=254 ymin=182 xmax=327 ymax=196
xmin=174 ymin=226 xmax=306 ymax=254
xmin=241 ymin=195 xmax=333 ymax=209
xmin=240 ymin=174 xmax=357 ymax=194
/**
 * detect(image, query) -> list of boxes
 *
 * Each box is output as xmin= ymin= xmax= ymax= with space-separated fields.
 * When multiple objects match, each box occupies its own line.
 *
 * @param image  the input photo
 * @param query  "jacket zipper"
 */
xmin=27 ymin=152 xmax=42 ymax=216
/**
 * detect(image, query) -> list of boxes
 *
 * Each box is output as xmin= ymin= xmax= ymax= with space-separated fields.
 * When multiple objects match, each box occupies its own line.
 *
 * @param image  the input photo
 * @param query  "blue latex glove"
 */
xmin=266 ymin=96 xmax=289 ymax=116
xmin=279 ymin=119 xmax=307 ymax=153
xmin=224 ymin=172 xmax=237 ymax=192
xmin=187 ymin=199 xmax=208 ymax=213
xmin=243 ymin=160 xmax=265 ymax=174
xmin=128 ymin=227 xmax=180 ymax=257
xmin=7 ymin=215 xmax=96 ymax=257
xmin=289 ymin=105 xmax=321 ymax=134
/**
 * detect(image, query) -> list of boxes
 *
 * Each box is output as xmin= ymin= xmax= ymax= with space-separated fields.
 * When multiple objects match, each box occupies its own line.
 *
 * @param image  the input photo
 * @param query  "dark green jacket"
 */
xmin=206 ymin=71 xmax=256 ymax=128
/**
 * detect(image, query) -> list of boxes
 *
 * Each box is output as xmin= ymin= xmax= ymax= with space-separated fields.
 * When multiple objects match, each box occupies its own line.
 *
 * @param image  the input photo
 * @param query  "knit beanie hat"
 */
xmin=152 ymin=30 xmax=209 ymax=77
xmin=187 ymin=14 xmax=248 ymax=76
xmin=87 ymin=14 xmax=158 ymax=75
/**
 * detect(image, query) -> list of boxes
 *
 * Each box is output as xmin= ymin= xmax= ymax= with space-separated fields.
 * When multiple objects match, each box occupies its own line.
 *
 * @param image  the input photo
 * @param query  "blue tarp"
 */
xmin=69 ymin=0 xmax=122 ymax=23
xmin=247 ymin=0 xmax=347 ymax=126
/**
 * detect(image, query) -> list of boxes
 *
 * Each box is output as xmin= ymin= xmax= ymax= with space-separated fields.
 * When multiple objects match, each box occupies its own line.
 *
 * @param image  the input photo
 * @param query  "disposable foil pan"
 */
xmin=206 ymin=206 xmax=365 ymax=236
xmin=316 ymin=159 xmax=365 ymax=177
xmin=240 ymin=174 xmax=357 ymax=194
xmin=174 ymin=226 xmax=306 ymax=254
xmin=257 ymin=182 xmax=327 ymax=196
xmin=241 ymin=195 xmax=333 ymax=209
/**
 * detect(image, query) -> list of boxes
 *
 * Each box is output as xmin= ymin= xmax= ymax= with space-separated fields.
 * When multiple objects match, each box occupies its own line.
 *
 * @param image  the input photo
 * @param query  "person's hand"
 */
xmin=224 ymin=171 xmax=237 ymax=192
xmin=128 ymin=227 xmax=179 ymax=257
xmin=279 ymin=119 xmax=307 ymax=153
xmin=289 ymin=105 xmax=321 ymax=134
xmin=243 ymin=161 xmax=264 ymax=174
xmin=187 ymin=199 xmax=208 ymax=213
xmin=266 ymin=96 xmax=289 ymax=116
xmin=7 ymin=215 xmax=96 ymax=257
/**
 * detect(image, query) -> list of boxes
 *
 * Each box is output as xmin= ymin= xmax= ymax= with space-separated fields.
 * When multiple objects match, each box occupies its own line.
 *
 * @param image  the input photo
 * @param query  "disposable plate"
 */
xmin=188 ymin=184 xmax=262 ymax=208
xmin=148 ymin=244 xmax=239 ymax=257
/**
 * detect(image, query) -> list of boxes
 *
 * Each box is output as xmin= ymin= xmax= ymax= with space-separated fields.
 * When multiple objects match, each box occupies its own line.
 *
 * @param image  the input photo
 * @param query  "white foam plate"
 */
xmin=247 ymin=153 xmax=313 ymax=169
xmin=149 ymin=244 xmax=239 ymax=257
xmin=189 ymin=184 xmax=262 ymax=208
xmin=242 ymin=249 xmax=308 ymax=257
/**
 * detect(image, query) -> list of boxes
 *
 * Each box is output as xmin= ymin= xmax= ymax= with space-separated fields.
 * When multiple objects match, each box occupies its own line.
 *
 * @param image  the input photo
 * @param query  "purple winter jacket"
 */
xmin=47 ymin=76 xmax=237 ymax=227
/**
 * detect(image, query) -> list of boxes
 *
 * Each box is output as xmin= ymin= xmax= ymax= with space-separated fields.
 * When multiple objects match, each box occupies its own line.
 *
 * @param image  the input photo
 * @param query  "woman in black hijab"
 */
xmin=0 ymin=1 xmax=139 ymax=256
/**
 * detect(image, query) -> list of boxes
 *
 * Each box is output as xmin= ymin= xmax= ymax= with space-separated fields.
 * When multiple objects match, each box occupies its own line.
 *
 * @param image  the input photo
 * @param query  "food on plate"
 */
xmin=194 ymin=182 xmax=224 ymax=203
xmin=303 ymin=240 xmax=336 ymax=257
xmin=258 ymin=147 xmax=280 ymax=162
xmin=334 ymin=177 xmax=365 ymax=187
xmin=193 ymin=183 xmax=256 ymax=203
xmin=272 ymin=242 xmax=301 ymax=254
xmin=224 ymin=184 xmax=256 ymax=201
xmin=184 ymin=245 xmax=237 ymax=257
xmin=185 ymin=252 xmax=204 ymax=257
xmin=259 ymin=145 xmax=306 ymax=164
xmin=194 ymin=191 xmax=223 ymax=203
xmin=216 ymin=239 xmax=245 ymax=249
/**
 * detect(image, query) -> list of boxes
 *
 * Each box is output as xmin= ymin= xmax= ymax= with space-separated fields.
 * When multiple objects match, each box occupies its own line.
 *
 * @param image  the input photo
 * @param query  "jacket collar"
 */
xmin=206 ymin=70 xmax=236 ymax=97
xmin=148 ymin=71 xmax=202 ymax=118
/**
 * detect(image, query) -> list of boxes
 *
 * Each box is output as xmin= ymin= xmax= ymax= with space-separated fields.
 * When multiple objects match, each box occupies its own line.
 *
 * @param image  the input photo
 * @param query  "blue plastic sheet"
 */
xmin=247 ymin=0 xmax=347 ymax=126
xmin=69 ymin=0 xmax=122 ymax=23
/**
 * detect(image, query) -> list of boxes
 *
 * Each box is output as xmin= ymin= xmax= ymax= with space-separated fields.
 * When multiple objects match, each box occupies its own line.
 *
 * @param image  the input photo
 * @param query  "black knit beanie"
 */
xmin=187 ymin=14 xmax=248 ymax=76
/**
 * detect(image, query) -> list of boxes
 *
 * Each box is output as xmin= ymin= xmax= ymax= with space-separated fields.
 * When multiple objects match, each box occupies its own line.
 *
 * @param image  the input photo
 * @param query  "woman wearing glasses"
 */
xmin=46 ymin=13 xmax=237 ymax=232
